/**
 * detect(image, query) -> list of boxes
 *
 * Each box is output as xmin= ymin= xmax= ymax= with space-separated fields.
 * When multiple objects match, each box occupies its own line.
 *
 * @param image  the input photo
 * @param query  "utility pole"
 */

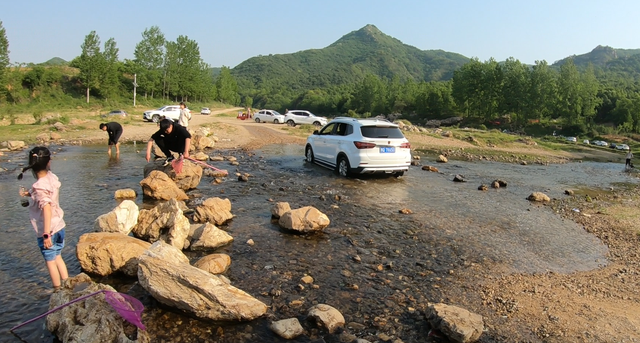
xmin=133 ymin=73 xmax=138 ymax=107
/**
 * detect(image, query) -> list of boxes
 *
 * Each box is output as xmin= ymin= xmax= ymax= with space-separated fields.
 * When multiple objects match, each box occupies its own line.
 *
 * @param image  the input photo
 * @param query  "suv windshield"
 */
xmin=360 ymin=126 xmax=405 ymax=139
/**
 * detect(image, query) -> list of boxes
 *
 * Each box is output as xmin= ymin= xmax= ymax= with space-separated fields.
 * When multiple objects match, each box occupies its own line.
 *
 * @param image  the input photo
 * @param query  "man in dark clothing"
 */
xmin=100 ymin=122 xmax=123 ymax=156
xmin=145 ymin=119 xmax=191 ymax=165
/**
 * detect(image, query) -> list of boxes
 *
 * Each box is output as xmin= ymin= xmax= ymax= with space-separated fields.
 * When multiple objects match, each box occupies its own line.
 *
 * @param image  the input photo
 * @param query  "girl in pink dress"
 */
xmin=18 ymin=147 xmax=68 ymax=290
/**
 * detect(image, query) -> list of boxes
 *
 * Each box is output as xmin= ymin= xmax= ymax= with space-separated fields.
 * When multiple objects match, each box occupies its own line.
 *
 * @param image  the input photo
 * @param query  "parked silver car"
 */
xmin=254 ymin=109 xmax=285 ymax=124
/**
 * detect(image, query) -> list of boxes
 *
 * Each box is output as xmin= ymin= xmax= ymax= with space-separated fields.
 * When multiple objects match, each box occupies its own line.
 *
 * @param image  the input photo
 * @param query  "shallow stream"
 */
xmin=0 ymin=144 xmax=636 ymax=342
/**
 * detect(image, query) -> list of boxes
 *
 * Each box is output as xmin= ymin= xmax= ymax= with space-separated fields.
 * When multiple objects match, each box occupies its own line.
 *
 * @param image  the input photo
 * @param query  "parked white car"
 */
xmin=254 ymin=109 xmax=285 ymax=124
xmin=616 ymin=144 xmax=630 ymax=151
xmin=143 ymin=105 xmax=181 ymax=122
xmin=201 ymin=107 xmax=211 ymax=115
xmin=305 ymin=117 xmax=411 ymax=177
xmin=566 ymin=137 xmax=577 ymax=143
xmin=284 ymin=110 xmax=328 ymax=127
xmin=593 ymin=140 xmax=608 ymax=146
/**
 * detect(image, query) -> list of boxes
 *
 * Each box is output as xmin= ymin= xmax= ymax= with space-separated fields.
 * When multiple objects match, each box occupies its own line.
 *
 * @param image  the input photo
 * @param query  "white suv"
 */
xmin=305 ymin=117 xmax=411 ymax=177
xmin=284 ymin=110 xmax=328 ymax=127
xmin=143 ymin=105 xmax=181 ymax=122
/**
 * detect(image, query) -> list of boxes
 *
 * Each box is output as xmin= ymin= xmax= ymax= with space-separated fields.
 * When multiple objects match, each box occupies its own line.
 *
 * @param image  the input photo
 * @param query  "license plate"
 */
xmin=380 ymin=147 xmax=395 ymax=153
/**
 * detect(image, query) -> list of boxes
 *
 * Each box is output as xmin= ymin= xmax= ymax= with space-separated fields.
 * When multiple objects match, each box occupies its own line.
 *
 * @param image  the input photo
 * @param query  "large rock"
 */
xmin=437 ymin=155 xmax=448 ymax=163
xmin=46 ymin=273 xmax=149 ymax=343
xmin=143 ymin=160 xmax=203 ymax=191
xmin=192 ymin=151 xmax=209 ymax=161
xmin=527 ymin=192 xmax=550 ymax=202
xmin=278 ymin=206 xmax=330 ymax=233
xmin=425 ymin=303 xmax=484 ymax=343
xmin=192 ymin=197 xmax=234 ymax=225
xmin=271 ymin=202 xmax=291 ymax=219
xmin=114 ymin=188 xmax=137 ymax=199
xmin=137 ymin=242 xmax=268 ymax=321
xmin=132 ymin=199 xmax=191 ymax=250
xmin=76 ymin=232 xmax=151 ymax=276
xmin=308 ymin=304 xmax=345 ymax=334
xmin=7 ymin=140 xmax=26 ymax=151
xmin=143 ymin=240 xmax=189 ymax=264
xmin=93 ymin=200 xmax=139 ymax=235
xmin=191 ymin=134 xmax=216 ymax=151
xmin=140 ymin=170 xmax=188 ymax=200
xmin=194 ymin=253 xmax=231 ymax=274
xmin=188 ymin=223 xmax=234 ymax=250
xmin=269 ymin=318 xmax=305 ymax=339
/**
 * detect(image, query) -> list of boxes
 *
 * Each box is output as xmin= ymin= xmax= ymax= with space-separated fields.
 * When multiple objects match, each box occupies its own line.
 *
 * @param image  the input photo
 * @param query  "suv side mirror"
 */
xmin=313 ymin=130 xmax=319 ymax=135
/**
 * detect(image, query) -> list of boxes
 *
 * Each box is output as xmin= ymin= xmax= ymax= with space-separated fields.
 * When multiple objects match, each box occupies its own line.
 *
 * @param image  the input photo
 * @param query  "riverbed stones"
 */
xmin=307 ymin=304 xmax=345 ymax=334
xmin=194 ymin=253 xmax=231 ymax=274
xmin=50 ymin=132 xmax=62 ymax=140
xmin=46 ymin=273 xmax=149 ymax=343
xmin=191 ymin=134 xmax=216 ymax=151
xmin=143 ymin=159 xmax=203 ymax=191
xmin=188 ymin=223 xmax=234 ymax=250
xmin=425 ymin=303 xmax=483 ymax=343
xmin=271 ymin=202 xmax=291 ymax=218
xmin=478 ymin=184 xmax=488 ymax=191
xmin=76 ymin=232 xmax=151 ymax=276
xmin=114 ymin=188 xmax=137 ymax=199
xmin=137 ymin=241 xmax=268 ymax=321
xmin=527 ymin=192 xmax=550 ymax=202
xmin=437 ymin=155 xmax=448 ymax=163
xmin=422 ymin=165 xmax=439 ymax=172
xmin=492 ymin=179 xmax=507 ymax=188
xmin=94 ymin=200 xmax=139 ymax=235
xmin=6 ymin=140 xmax=26 ymax=151
xmin=192 ymin=197 xmax=234 ymax=225
xmin=453 ymin=174 xmax=467 ymax=182
xmin=140 ymin=170 xmax=188 ymax=201
xmin=132 ymin=198 xmax=191 ymax=249
xmin=269 ymin=318 xmax=305 ymax=339
xmin=278 ymin=206 xmax=330 ymax=233
xmin=192 ymin=151 xmax=210 ymax=161
xmin=564 ymin=189 xmax=575 ymax=196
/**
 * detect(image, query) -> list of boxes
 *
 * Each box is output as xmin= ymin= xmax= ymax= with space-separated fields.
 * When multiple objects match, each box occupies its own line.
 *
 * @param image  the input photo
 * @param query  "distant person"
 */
xmin=247 ymin=107 xmax=252 ymax=119
xmin=99 ymin=122 xmax=123 ymax=156
xmin=626 ymin=150 xmax=634 ymax=168
xmin=178 ymin=102 xmax=191 ymax=128
xmin=146 ymin=119 xmax=191 ymax=165
xmin=17 ymin=147 xmax=69 ymax=291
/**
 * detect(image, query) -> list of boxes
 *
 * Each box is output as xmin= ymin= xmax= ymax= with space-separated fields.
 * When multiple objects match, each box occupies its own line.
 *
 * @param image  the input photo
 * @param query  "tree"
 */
xmin=0 ymin=20 xmax=9 ymax=101
xmin=100 ymin=38 xmax=120 ymax=101
xmin=557 ymin=59 xmax=582 ymax=124
xmin=73 ymin=31 xmax=103 ymax=103
xmin=527 ymin=60 xmax=557 ymax=121
xmin=215 ymin=66 xmax=240 ymax=105
xmin=133 ymin=26 xmax=165 ymax=98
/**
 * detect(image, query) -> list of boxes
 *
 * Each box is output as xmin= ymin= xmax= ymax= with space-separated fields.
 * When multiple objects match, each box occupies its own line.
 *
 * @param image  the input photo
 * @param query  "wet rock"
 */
xmin=437 ymin=155 xmax=448 ymax=163
xmin=491 ymin=181 xmax=500 ymax=189
xmin=564 ymin=189 xmax=575 ymax=196
xmin=143 ymin=159 xmax=203 ymax=191
xmin=114 ymin=188 xmax=137 ymax=199
xmin=46 ymin=273 xmax=149 ymax=343
xmin=76 ymin=232 xmax=151 ymax=276
xmin=421 ymin=165 xmax=439 ymax=172
xmin=238 ymin=175 xmax=249 ymax=182
xmin=247 ymin=239 xmax=255 ymax=246
xmin=271 ymin=202 xmax=291 ymax=218
xmin=301 ymin=275 xmax=314 ymax=284
xmin=493 ymin=179 xmax=507 ymax=188
xmin=410 ymin=160 xmax=421 ymax=166
xmin=142 ymin=240 xmax=189 ymax=264
xmin=478 ymin=184 xmax=488 ymax=191
xmin=308 ymin=304 xmax=345 ymax=334
xmin=132 ymin=199 xmax=191 ymax=249
xmin=413 ymin=155 xmax=421 ymax=160
xmin=269 ymin=318 xmax=305 ymax=339
xmin=139 ymin=170 xmax=188 ymax=201
xmin=94 ymin=200 xmax=139 ymax=235
xmin=225 ymin=156 xmax=237 ymax=162
xmin=425 ymin=303 xmax=483 ymax=343
xmin=210 ymin=155 xmax=225 ymax=162
xmin=399 ymin=208 xmax=413 ymax=214
xmin=7 ymin=140 xmax=26 ymax=151
xmin=520 ymin=161 xmax=527 ymax=165
xmin=527 ymin=192 xmax=550 ymax=202
xmin=193 ymin=197 xmax=234 ymax=225
xmin=453 ymin=174 xmax=467 ymax=182
xmin=138 ymin=241 xmax=268 ymax=321
xmin=192 ymin=151 xmax=209 ymax=161
xmin=194 ymin=253 xmax=231 ymax=274
xmin=188 ymin=223 xmax=234 ymax=251
xmin=278 ymin=206 xmax=330 ymax=233
xmin=191 ymin=134 xmax=216 ymax=151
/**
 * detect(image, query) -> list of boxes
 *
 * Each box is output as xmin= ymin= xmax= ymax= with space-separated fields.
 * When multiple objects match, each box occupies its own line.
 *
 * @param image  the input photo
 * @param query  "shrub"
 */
xmin=478 ymin=124 xmax=487 ymax=130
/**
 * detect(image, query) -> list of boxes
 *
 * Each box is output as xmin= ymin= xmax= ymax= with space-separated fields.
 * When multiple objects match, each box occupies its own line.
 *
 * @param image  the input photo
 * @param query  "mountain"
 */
xmin=40 ymin=57 xmax=68 ymax=66
xmin=552 ymin=45 xmax=640 ymax=67
xmin=231 ymin=24 xmax=469 ymax=92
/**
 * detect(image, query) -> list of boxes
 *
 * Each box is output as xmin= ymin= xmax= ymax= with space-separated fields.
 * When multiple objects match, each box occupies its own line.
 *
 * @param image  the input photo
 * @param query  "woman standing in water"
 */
xmin=18 ymin=147 xmax=69 ymax=290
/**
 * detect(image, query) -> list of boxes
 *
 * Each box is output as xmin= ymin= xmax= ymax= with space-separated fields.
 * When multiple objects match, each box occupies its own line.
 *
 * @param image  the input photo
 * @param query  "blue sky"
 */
xmin=3 ymin=0 xmax=639 ymax=67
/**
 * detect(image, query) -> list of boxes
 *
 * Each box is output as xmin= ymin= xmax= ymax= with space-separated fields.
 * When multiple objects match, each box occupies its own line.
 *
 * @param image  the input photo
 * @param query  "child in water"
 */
xmin=18 ymin=147 xmax=69 ymax=290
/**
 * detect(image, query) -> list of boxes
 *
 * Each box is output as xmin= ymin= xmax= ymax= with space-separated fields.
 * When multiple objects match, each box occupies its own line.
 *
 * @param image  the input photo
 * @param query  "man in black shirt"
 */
xmin=145 ymin=119 xmax=191 ymax=165
xmin=100 ymin=122 xmax=123 ymax=156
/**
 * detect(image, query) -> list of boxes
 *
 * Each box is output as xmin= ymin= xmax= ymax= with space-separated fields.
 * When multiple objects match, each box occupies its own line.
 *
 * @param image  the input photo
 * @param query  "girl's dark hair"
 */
xmin=17 ymin=146 xmax=51 ymax=180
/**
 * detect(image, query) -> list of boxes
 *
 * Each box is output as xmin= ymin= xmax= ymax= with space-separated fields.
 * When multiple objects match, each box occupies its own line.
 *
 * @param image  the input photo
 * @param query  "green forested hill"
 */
xmin=231 ymin=24 xmax=469 ymax=93
xmin=40 ymin=57 xmax=67 ymax=66
xmin=553 ymin=45 xmax=640 ymax=67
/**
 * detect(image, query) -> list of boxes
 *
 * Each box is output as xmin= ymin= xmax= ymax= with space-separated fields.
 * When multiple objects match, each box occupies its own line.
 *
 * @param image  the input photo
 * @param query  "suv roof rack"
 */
xmin=332 ymin=117 xmax=393 ymax=123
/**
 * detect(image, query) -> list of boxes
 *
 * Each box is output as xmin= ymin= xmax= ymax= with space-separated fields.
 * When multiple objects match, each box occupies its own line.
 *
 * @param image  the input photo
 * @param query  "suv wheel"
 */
xmin=336 ymin=156 xmax=351 ymax=177
xmin=313 ymin=121 xmax=321 ymax=127
xmin=287 ymin=120 xmax=296 ymax=127
xmin=305 ymin=146 xmax=314 ymax=163
xmin=152 ymin=114 xmax=160 ymax=123
xmin=273 ymin=119 xmax=279 ymax=124
xmin=255 ymin=118 xmax=261 ymax=123
xmin=394 ymin=171 xmax=405 ymax=178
